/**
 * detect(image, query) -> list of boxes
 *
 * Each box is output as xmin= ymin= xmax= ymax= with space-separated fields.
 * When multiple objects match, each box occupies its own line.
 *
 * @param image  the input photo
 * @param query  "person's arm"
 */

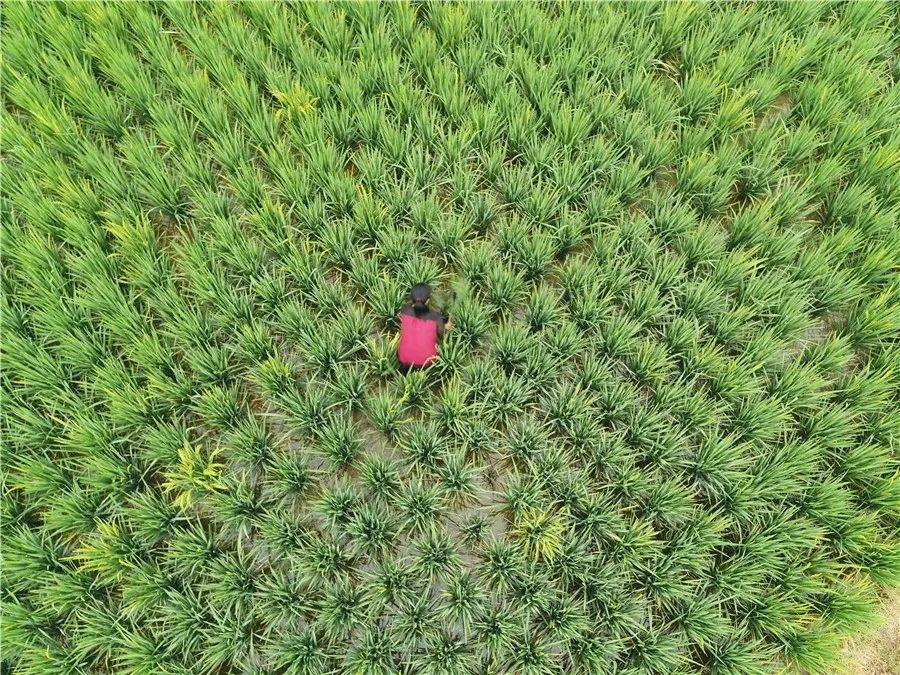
xmin=428 ymin=310 xmax=446 ymax=337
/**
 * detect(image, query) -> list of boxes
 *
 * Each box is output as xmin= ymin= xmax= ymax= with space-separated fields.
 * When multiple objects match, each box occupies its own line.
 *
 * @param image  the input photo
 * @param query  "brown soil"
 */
xmin=837 ymin=590 xmax=900 ymax=674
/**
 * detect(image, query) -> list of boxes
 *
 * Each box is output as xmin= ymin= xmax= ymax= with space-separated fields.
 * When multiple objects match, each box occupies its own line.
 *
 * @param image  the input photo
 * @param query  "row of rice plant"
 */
xmin=2 ymin=1 xmax=898 ymax=673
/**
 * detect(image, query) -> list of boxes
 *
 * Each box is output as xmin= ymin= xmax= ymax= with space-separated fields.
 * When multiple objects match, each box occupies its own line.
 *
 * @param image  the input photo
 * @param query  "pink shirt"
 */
xmin=398 ymin=313 xmax=439 ymax=366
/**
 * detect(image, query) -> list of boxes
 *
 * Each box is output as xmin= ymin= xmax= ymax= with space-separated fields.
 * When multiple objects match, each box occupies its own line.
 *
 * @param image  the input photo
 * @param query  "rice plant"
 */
xmin=2 ymin=2 xmax=898 ymax=673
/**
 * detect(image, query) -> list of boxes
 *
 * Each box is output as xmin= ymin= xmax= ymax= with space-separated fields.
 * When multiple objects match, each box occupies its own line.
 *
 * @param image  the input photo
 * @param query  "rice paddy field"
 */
xmin=2 ymin=1 xmax=899 ymax=673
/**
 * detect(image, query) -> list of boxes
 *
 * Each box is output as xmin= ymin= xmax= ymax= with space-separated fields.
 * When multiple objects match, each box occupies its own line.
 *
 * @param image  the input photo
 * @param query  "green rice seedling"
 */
xmin=140 ymin=422 xmax=191 ymax=464
xmin=609 ymin=157 xmax=652 ymax=206
xmin=2 ymin=524 xmax=67 ymax=593
xmin=347 ymin=252 xmax=382 ymax=296
xmin=255 ymin=567 xmax=315 ymax=625
xmin=572 ymin=293 xmax=610 ymax=336
xmin=365 ymin=556 xmax=418 ymax=611
xmin=409 ymin=194 xmax=442 ymax=235
xmin=256 ymin=508 xmax=310 ymax=558
xmin=501 ymin=162 xmax=533 ymax=205
xmin=343 ymin=629 xmax=398 ymax=675
xmin=484 ymin=264 xmax=525 ymax=312
xmin=431 ymin=375 xmax=470 ymax=436
xmin=450 ymin=287 xmax=491 ymax=344
xmin=348 ymin=502 xmax=398 ymax=560
xmin=399 ymin=419 xmax=446 ymax=474
xmin=508 ymin=567 xmax=554 ymax=620
xmin=322 ymin=107 xmax=356 ymax=150
xmin=359 ymin=455 xmax=401 ymax=504
xmin=426 ymin=213 xmax=471 ymax=263
xmin=335 ymin=305 xmax=374 ymax=353
xmin=251 ymin=272 xmax=290 ymax=320
xmin=365 ymin=388 xmax=405 ymax=439
xmin=315 ymin=479 xmax=361 ymax=533
xmin=267 ymin=627 xmax=329 ymax=674
xmin=623 ymin=280 xmax=668 ymax=328
xmin=46 ymin=54 xmax=127 ymax=138
xmin=316 ymin=579 xmax=370 ymax=641
xmin=206 ymin=124 xmax=252 ymax=176
xmin=192 ymin=385 xmax=245 ymax=432
xmin=490 ymin=320 xmax=532 ymax=373
xmin=315 ymin=416 xmax=363 ymax=471
xmin=396 ymin=481 xmax=445 ymax=536
xmin=438 ymin=452 xmax=479 ymax=506
xmin=378 ymin=120 xmax=414 ymax=168
xmin=281 ymin=385 xmax=333 ymax=439
xmin=512 ymin=507 xmax=568 ymax=563
xmin=467 ymin=191 xmax=498 ymax=232
xmin=544 ymin=319 xmax=586 ymax=363
xmin=448 ymin=162 xmax=478 ymax=208
xmin=472 ymin=601 xmax=518 ymax=661
xmin=296 ymin=529 xmax=358 ymax=588
xmin=524 ymin=284 xmax=561 ymax=332
xmin=328 ymin=362 xmax=368 ymax=411
xmin=362 ymin=336 xmax=399 ymax=383
xmin=40 ymin=487 xmax=110 ymax=543
xmin=310 ymin=277 xmax=354 ymax=317
xmin=404 ymin=145 xmax=442 ymax=191
xmin=457 ymin=239 xmax=497 ymax=287
xmin=419 ymin=630 xmax=476 ymax=675
xmin=458 ymin=512 xmax=492 ymax=550
xmin=413 ymin=527 xmax=462 ymax=582
xmin=518 ymin=342 xmax=561 ymax=392
xmin=495 ymin=213 xmax=529 ymax=258
xmin=504 ymin=416 xmax=550 ymax=466
xmin=164 ymin=520 xmax=220 ymax=579
xmin=557 ymin=255 xmax=597 ymax=303
xmin=203 ymin=545 xmax=258 ymax=617
xmin=394 ymin=365 xmax=432 ymax=409
xmin=284 ymin=239 xmax=326 ymax=295
xmin=461 ymin=358 xmax=499 ymax=405
xmin=626 ymin=337 xmax=674 ymax=387
xmin=228 ymin=415 xmax=275 ymax=467
xmin=501 ymin=474 xmax=544 ymax=523
xmin=530 ymin=446 xmax=574 ymax=493
xmin=551 ymin=208 xmax=588 ymax=257
xmin=318 ymin=218 xmax=358 ymax=270
xmin=485 ymin=372 xmax=534 ymax=429
xmin=459 ymin=414 xmax=498 ymax=460
xmin=368 ymin=276 xmax=405 ymax=327
xmin=520 ymin=184 xmax=561 ymax=224
xmin=841 ymin=287 xmax=900 ymax=352
xmin=514 ymin=229 xmax=556 ymax=281
xmin=208 ymin=476 xmax=265 ymax=539
xmin=118 ymin=129 xmax=184 ymax=218
xmin=251 ymin=354 xmax=295 ymax=401
xmin=392 ymin=592 xmax=440 ymax=652
xmin=538 ymin=596 xmax=590 ymax=647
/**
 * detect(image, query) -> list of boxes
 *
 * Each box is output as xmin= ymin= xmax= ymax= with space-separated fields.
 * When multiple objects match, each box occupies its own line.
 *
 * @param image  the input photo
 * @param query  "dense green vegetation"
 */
xmin=2 ymin=2 xmax=899 ymax=673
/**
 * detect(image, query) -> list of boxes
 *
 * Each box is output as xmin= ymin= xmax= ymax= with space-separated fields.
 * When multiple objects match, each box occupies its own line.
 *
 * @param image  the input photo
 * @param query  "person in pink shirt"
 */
xmin=397 ymin=284 xmax=446 ymax=371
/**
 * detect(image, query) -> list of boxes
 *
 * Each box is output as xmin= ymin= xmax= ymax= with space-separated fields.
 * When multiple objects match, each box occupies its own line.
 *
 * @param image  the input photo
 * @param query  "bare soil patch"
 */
xmin=837 ymin=590 xmax=900 ymax=675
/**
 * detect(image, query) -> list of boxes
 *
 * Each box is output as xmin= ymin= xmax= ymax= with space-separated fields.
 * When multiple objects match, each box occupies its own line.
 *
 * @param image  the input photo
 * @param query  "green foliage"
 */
xmin=2 ymin=2 xmax=898 ymax=673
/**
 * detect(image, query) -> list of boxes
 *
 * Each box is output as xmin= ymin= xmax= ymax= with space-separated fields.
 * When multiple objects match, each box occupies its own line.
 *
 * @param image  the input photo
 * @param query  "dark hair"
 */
xmin=411 ymin=283 xmax=431 ymax=316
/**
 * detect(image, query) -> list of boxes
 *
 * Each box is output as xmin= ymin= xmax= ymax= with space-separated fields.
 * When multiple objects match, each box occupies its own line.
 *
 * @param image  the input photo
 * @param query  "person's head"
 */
xmin=411 ymin=284 xmax=431 ymax=315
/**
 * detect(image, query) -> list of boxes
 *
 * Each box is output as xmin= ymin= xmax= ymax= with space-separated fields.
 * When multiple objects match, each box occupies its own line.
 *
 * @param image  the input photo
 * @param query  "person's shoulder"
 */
xmin=424 ymin=310 xmax=444 ymax=322
xmin=399 ymin=304 xmax=414 ymax=316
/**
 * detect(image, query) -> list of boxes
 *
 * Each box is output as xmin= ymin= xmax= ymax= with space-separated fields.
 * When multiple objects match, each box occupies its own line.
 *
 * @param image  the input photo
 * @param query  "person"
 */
xmin=397 ymin=284 xmax=445 ymax=371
